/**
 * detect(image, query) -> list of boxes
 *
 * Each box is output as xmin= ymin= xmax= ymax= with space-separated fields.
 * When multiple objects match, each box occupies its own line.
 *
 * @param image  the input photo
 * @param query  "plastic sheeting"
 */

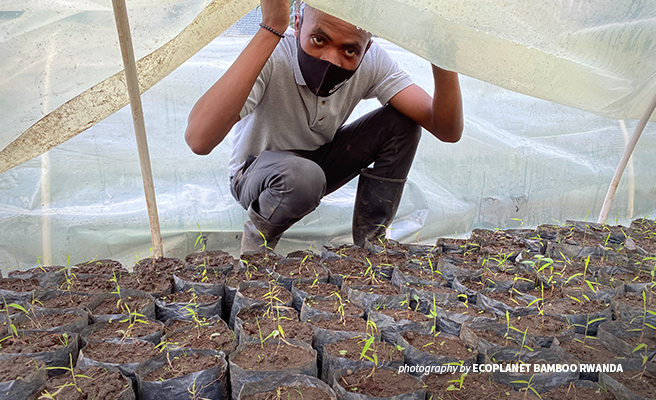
xmin=1 ymin=1 xmax=655 ymax=271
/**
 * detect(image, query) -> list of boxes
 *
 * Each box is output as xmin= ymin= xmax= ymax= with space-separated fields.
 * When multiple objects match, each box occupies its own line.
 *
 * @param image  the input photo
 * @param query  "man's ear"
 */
xmin=294 ymin=13 xmax=301 ymax=37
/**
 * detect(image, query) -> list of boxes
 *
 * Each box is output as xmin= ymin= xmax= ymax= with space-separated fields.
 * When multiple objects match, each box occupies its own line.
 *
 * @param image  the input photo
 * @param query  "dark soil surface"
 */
xmin=338 ymin=368 xmax=423 ymax=397
xmin=84 ymin=319 xmax=162 ymax=341
xmin=74 ymin=259 xmax=128 ymax=275
xmin=175 ymin=268 xmax=227 ymax=284
xmin=273 ymin=258 xmax=328 ymax=279
xmin=165 ymin=322 xmax=237 ymax=353
xmin=242 ymin=385 xmax=332 ymax=400
xmin=293 ymin=281 xmax=339 ymax=297
xmin=424 ymin=372 xmax=519 ymax=400
xmin=240 ymin=284 xmax=292 ymax=301
xmin=347 ymin=282 xmax=401 ymax=295
xmin=508 ymin=314 xmax=571 ymax=336
xmin=231 ymin=342 xmax=314 ymax=371
xmin=324 ymin=335 xmax=403 ymax=362
xmin=15 ymin=310 xmax=84 ymax=330
xmin=398 ymin=265 xmax=448 ymax=285
xmin=0 ymin=331 xmax=69 ymax=354
xmin=321 ymin=258 xmax=367 ymax=276
xmin=239 ymin=253 xmax=282 ymax=271
xmin=542 ymin=382 xmax=616 ymax=400
xmin=308 ymin=315 xmax=367 ymax=332
xmin=614 ymin=292 xmax=656 ymax=309
xmin=304 ymin=294 xmax=363 ymax=317
xmin=544 ymin=297 xmax=609 ymax=315
xmin=65 ymin=274 xmax=115 ymax=293
xmin=241 ymin=317 xmax=313 ymax=343
xmin=32 ymin=367 xmax=132 ymax=399
xmin=556 ymin=336 xmax=620 ymax=363
xmin=324 ymin=245 xmax=370 ymax=259
xmin=37 ymin=293 xmax=96 ymax=309
xmin=0 ymin=356 xmax=44 ymax=381
xmin=91 ymin=295 xmax=152 ymax=316
xmin=143 ymin=352 xmax=221 ymax=381
xmin=470 ymin=325 xmax=526 ymax=347
xmin=81 ymin=341 xmax=159 ymax=364
xmin=225 ymin=268 xmax=272 ymax=286
xmin=441 ymin=304 xmax=497 ymax=320
xmin=409 ymin=283 xmax=457 ymax=294
xmin=133 ymin=257 xmax=185 ymax=275
xmin=403 ymin=331 xmax=473 ymax=360
xmin=158 ymin=292 xmax=219 ymax=304
xmin=484 ymin=291 xmax=533 ymax=307
xmin=117 ymin=271 xmax=172 ymax=294
xmin=236 ymin=305 xmax=298 ymax=322
xmin=0 ymin=277 xmax=43 ymax=292
xmin=8 ymin=265 xmax=64 ymax=275
xmin=376 ymin=308 xmax=429 ymax=322
xmin=186 ymin=250 xmax=236 ymax=267
xmin=607 ymin=370 xmax=656 ymax=399
xmin=367 ymin=252 xmax=406 ymax=268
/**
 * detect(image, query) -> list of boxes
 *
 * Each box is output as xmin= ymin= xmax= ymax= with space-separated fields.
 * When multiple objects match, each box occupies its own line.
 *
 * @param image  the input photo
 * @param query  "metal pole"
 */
xmin=598 ymin=91 xmax=656 ymax=224
xmin=111 ymin=0 xmax=164 ymax=258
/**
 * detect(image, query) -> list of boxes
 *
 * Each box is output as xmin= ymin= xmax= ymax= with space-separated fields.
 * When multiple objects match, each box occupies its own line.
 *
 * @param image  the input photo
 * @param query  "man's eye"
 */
xmin=311 ymin=37 xmax=325 ymax=46
xmin=344 ymin=49 xmax=357 ymax=58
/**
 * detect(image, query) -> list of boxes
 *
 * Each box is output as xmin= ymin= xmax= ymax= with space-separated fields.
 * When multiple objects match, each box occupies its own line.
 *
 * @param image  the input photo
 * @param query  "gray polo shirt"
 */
xmin=228 ymin=33 xmax=413 ymax=177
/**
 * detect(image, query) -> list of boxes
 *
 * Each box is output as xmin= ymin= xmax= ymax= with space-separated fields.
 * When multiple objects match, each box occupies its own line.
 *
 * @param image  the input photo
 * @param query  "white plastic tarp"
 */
xmin=0 ymin=1 xmax=655 ymax=271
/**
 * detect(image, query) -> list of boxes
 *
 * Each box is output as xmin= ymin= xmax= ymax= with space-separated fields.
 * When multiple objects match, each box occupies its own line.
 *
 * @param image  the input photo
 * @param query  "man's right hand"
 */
xmin=185 ymin=1 xmax=290 ymax=155
xmin=260 ymin=0 xmax=291 ymax=34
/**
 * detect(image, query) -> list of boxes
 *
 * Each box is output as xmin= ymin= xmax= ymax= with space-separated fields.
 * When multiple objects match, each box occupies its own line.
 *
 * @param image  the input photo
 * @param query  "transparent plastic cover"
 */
xmin=0 ymin=1 xmax=654 ymax=271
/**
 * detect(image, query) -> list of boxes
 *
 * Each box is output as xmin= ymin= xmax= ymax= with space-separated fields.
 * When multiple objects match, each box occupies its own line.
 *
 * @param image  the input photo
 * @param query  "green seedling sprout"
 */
xmin=41 ymin=354 xmax=91 ymax=398
xmin=446 ymin=372 xmax=467 ymax=391
xmin=512 ymin=374 xmax=542 ymax=400
xmin=629 ymin=290 xmax=656 ymax=376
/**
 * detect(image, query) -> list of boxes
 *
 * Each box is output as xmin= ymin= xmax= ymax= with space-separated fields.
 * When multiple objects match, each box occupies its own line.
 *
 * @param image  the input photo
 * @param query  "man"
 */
xmin=185 ymin=0 xmax=463 ymax=254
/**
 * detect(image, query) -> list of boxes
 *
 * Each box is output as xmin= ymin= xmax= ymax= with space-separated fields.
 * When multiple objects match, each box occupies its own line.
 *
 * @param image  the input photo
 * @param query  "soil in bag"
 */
xmin=28 ymin=366 xmax=135 ymax=400
xmin=229 ymin=340 xmax=317 ymax=400
xmin=333 ymin=366 xmax=425 ymax=400
xmin=238 ymin=373 xmax=336 ymax=400
xmin=136 ymin=349 xmax=228 ymax=400
xmin=0 ymin=356 xmax=46 ymax=400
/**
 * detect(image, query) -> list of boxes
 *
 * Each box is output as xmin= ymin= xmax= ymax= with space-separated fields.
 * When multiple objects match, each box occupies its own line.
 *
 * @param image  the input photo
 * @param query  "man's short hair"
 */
xmin=295 ymin=1 xmax=372 ymax=38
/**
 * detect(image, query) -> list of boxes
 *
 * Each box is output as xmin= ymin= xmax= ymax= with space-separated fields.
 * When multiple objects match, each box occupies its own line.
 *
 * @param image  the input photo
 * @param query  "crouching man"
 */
xmin=185 ymin=0 xmax=463 ymax=253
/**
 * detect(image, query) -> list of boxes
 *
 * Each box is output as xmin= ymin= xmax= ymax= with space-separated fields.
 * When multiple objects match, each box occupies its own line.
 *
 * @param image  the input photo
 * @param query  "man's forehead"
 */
xmin=303 ymin=6 xmax=371 ymax=43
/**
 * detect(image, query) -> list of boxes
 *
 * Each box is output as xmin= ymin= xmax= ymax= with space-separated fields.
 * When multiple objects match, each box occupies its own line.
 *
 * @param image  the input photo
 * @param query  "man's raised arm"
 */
xmin=185 ymin=0 xmax=290 ymax=155
xmin=388 ymin=65 xmax=463 ymax=143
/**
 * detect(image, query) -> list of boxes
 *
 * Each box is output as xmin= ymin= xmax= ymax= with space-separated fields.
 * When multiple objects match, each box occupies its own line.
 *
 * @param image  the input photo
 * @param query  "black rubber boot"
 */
xmin=240 ymin=205 xmax=292 ymax=255
xmin=352 ymin=168 xmax=406 ymax=247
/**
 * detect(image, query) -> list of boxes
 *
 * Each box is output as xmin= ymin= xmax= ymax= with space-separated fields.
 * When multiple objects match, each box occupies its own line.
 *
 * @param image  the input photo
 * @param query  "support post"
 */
xmin=111 ymin=0 xmax=164 ymax=258
xmin=598 ymin=91 xmax=656 ymax=224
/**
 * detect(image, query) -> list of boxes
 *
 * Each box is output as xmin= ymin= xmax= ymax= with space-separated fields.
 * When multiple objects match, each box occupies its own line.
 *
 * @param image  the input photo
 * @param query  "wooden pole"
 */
xmin=598 ymin=91 xmax=656 ymax=224
xmin=111 ymin=0 xmax=163 ymax=258
xmin=618 ymin=120 xmax=635 ymax=220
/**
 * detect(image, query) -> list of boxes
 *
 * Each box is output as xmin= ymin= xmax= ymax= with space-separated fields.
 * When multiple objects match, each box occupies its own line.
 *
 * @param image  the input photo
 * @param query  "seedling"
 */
xmin=512 ymin=373 xmax=542 ymax=400
xmin=117 ymin=305 xmax=149 ymax=343
xmin=629 ymin=290 xmax=656 ymax=376
xmin=41 ymin=354 xmax=91 ymax=398
xmin=446 ymin=372 xmax=467 ymax=391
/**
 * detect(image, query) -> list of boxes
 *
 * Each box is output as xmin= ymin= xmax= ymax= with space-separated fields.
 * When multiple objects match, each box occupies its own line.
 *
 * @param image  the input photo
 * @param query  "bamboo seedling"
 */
xmin=629 ymin=290 xmax=656 ymax=376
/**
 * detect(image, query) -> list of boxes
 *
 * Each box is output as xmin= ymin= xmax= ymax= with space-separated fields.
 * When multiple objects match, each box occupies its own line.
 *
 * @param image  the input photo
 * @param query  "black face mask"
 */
xmin=296 ymin=16 xmax=370 ymax=97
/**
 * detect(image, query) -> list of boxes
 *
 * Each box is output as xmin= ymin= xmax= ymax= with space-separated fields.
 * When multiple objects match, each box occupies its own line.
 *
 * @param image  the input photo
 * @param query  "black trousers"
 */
xmin=230 ymin=105 xmax=421 ymax=226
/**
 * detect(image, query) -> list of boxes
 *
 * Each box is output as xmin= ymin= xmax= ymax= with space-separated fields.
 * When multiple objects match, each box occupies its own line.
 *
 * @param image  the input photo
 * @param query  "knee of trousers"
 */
xmin=384 ymin=105 xmax=422 ymax=147
xmin=265 ymin=157 xmax=326 ymax=220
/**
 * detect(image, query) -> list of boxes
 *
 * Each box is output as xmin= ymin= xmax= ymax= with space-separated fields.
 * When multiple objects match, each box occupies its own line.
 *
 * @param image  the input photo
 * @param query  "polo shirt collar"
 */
xmin=291 ymin=37 xmax=307 ymax=86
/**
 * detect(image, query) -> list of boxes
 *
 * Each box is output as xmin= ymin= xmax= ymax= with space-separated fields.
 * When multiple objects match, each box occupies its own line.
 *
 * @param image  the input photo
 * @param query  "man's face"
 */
xmin=294 ymin=7 xmax=371 ymax=71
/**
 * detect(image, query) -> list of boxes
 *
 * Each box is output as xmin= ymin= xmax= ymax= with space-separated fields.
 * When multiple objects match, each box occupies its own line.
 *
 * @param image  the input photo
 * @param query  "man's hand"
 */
xmin=261 ymin=0 xmax=291 ymax=33
xmin=185 ymin=1 xmax=290 ymax=155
